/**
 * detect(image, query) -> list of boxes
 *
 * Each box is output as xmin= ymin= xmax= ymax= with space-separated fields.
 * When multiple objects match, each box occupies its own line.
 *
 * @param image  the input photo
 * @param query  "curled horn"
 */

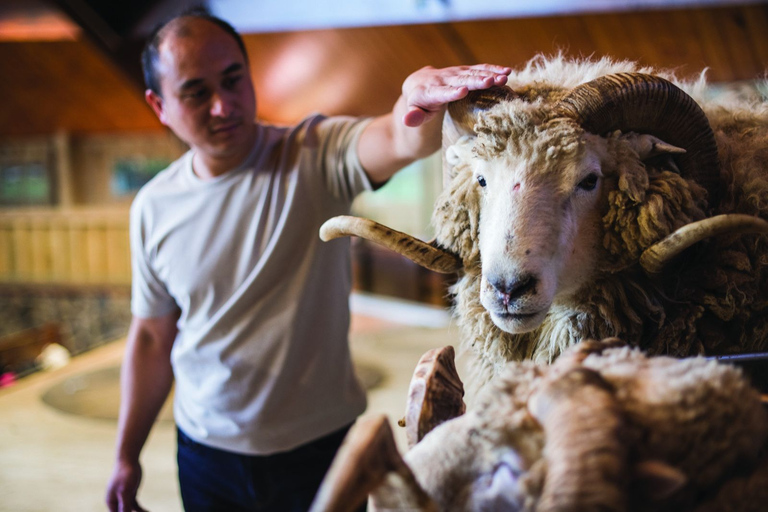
xmin=528 ymin=367 xmax=628 ymax=512
xmin=309 ymin=415 xmax=436 ymax=512
xmin=555 ymin=72 xmax=721 ymax=206
xmin=320 ymin=215 xmax=462 ymax=273
xmin=640 ymin=214 xmax=768 ymax=273
xmin=401 ymin=346 xmax=466 ymax=449
xmin=442 ymin=86 xmax=518 ymax=185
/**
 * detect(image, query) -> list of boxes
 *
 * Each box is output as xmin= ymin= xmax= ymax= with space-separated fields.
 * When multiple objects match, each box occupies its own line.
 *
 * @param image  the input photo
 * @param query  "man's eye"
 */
xmin=223 ymin=75 xmax=242 ymax=89
xmin=185 ymin=89 xmax=208 ymax=101
xmin=477 ymin=175 xmax=487 ymax=187
xmin=577 ymin=173 xmax=599 ymax=191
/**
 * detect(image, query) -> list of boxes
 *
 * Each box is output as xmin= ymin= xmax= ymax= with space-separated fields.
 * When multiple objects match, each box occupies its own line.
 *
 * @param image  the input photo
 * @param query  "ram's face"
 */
xmin=318 ymin=74 xmax=728 ymax=341
xmin=473 ymin=121 xmax=611 ymax=334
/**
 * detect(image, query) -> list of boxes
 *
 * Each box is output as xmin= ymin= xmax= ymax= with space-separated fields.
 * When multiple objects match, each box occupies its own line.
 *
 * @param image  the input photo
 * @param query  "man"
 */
xmin=105 ymin=10 xmax=509 ymax=512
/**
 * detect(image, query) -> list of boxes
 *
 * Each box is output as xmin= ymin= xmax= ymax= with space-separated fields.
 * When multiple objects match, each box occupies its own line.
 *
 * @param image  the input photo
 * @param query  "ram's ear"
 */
xmin=442 ymin=86 xmax=517 ymax=186
xmin=442 ymin=109 xmax=476 ymax=187
xmin=442 ymin=136 xmax=474 ymax=189
xmin=630 ymin=460 xmax=687 ymax=501
xmin=622 ymin=133 xmax=686 ymax=169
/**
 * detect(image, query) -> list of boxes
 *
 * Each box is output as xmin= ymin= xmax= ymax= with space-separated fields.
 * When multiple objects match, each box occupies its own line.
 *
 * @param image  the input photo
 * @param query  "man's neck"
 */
xmin=192 ymin=126 xmax=258 ymax=180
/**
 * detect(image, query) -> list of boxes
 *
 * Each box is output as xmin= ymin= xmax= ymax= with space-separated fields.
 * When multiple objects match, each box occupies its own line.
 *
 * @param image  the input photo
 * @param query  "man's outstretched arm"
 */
xmin=357 ymin=64 xmax=511 ymax=185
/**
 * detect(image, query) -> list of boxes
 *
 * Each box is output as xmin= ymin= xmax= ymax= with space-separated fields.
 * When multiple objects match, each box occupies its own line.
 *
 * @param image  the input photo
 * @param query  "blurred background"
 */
xmin=0 ymin=0 xmax=766 ymax=510
xmin=1 ymin=0 xmax=766 ymax=363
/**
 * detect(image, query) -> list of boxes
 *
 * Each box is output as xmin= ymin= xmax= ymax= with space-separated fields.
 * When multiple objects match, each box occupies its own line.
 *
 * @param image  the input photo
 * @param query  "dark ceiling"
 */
xmin=49 ymin=0 xmax=203 ymax=90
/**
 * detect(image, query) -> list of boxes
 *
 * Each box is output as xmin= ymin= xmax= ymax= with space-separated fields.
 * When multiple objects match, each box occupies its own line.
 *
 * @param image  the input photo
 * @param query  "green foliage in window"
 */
xmin=0 ymin=163 xmax=52 ymax=206
xmin=111 ymin=159 xmax=170 ymax=196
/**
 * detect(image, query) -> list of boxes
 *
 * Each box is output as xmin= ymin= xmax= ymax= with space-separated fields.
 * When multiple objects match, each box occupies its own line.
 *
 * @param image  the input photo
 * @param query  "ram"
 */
xmin=322 ymin=55 xmax=768 ymax=387
xmin=311 ymin=341 xmax=768 ymax=511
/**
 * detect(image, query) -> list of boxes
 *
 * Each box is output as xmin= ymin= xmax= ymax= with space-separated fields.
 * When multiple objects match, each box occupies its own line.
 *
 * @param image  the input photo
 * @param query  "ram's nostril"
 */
xmin=490 ymin=274 xmax=538 ymax=303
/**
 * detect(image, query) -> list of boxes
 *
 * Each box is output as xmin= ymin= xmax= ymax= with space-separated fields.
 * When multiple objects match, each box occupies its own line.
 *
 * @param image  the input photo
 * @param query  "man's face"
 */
xmin=146 ymin=18 xmax=257 ymax=164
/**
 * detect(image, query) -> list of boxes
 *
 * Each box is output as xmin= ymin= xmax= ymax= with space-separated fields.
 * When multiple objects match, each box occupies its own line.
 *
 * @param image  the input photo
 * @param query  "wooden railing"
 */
xmin=0 ymin=208 xmax=130 ymax=285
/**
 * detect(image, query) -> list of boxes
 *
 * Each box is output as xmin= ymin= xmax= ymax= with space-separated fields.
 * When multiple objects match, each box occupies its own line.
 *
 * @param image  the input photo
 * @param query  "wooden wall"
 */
xmin=0 ymin=208 xmax=130 ymax=285
xmin=0 ymin=3 xmax=765 ymax=136
xmin=245 ymin=3 xmax=768 ymax=125
xmin=0 ymin=41 xmax=161 ymax=136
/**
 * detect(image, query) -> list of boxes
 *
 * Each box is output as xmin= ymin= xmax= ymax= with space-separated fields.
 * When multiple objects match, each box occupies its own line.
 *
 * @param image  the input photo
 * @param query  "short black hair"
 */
xmin=141 ymin=8 xmax=248 ymax=96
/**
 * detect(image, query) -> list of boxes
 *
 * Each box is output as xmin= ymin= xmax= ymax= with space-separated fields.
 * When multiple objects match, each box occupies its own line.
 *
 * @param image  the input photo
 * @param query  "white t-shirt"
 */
xmin=130 ymin=115 xmax=373 ymax=455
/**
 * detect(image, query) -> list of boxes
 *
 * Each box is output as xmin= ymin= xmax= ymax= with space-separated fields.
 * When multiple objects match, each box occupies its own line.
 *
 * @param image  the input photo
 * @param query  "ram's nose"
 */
xmin=489 ymin=273 xmax=538 ymax=306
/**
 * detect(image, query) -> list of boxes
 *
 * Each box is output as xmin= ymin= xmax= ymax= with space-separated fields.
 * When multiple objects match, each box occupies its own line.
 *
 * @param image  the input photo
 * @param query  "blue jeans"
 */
xmin=177 ymin=424 xmax=362 ymax=512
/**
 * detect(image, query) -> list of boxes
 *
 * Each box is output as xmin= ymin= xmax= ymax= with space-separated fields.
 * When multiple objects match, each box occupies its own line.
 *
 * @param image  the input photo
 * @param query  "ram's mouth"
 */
xmin=490 ymin=309 xmax=547 ymax=333
xmin=494 ymin=311 xmax=538 ymax=321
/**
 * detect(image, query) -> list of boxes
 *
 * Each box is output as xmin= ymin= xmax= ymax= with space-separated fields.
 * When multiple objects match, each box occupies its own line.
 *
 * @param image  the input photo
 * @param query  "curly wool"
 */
xmin=432 ymin=54 xmax=768 ymax=383
xmin=580 ymin=346 xmax=767 ymax=491
xmin=397 ymin=341 xmax=768 ymax=512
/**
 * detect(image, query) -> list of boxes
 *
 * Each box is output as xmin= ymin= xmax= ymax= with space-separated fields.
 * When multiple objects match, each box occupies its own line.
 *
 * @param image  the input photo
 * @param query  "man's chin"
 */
xmin=208 ymin=127 xmax=253 ymax=152
xmin=210 ymin=125 xmax=242 ymax=142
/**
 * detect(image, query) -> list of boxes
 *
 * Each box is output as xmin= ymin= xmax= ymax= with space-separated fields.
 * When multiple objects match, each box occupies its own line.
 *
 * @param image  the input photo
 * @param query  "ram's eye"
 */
xmin=577 ymin=173 xmax=599 ymax=191
xmin=477 ymin=175 xmax=487 ymax=187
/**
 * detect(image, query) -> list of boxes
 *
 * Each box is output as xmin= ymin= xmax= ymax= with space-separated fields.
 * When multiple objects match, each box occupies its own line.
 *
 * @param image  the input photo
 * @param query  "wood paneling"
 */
xmin=0 ymin=209 xmax=130 ymax=285
xmin=0 ymin=40 xmax=162 ymax=136
xmin=0 ymin=4 xmax=766 ymax=135
xmin=246 ymin=4 xmax=768 ymax=125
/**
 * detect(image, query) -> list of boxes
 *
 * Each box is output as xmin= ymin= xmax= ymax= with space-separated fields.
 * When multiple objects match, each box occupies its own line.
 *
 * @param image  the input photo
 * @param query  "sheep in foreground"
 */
xmin=321 ymin=55 xmax=768 ymax=386
xmin=311 ymin=340 xmax=768 ymax=512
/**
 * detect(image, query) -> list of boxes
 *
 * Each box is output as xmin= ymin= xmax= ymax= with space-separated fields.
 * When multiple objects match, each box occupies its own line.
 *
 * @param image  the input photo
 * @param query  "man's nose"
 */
xmin=210 ymin=93 xmax=232 ymax=117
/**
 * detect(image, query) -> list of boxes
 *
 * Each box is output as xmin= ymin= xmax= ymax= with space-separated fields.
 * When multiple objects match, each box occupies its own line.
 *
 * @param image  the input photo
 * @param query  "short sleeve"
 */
xmin=314 ymin=116 xmax=375 ymax=203
xmin=129 ymin=194 xmax=178 ymax=318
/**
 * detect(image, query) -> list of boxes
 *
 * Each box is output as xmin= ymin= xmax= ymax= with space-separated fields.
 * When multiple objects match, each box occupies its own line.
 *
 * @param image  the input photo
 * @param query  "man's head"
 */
xmin=142 ymin=12 xmax=248 ymax=97
xmin=142 ymin=12 xmax=257 ymax=173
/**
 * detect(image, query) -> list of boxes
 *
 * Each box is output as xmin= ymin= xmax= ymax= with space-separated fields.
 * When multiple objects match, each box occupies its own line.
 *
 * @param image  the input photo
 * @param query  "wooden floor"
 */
xmin=0 ymin=296 xmax=459 ymax=512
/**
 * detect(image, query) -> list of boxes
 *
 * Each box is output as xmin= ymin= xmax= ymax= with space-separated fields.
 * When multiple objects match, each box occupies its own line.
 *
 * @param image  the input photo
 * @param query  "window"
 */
xmin=0 ymin=162 xmax=54 ymax=207
xmin=110 ymin=158 xmax=170 ymax=197
xmin=352 ymin=152 xmax=441 ymax=238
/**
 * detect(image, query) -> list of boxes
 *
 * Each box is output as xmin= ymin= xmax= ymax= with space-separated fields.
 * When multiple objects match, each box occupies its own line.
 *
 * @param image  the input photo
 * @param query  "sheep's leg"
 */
xmin=400 ymin=345 xmax=466 ymax=449
xmin=309 ymin=414 xmax=436 ymax=512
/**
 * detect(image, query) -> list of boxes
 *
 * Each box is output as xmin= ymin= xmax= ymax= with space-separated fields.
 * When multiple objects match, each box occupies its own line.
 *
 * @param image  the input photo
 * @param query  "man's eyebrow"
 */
xmin=222 ymin=63 xmax=243 ymax=75
xmin=178 ymin=63 xmax=243 ymax=91
xmin=180 ymin=78 xmax=205 ymax=92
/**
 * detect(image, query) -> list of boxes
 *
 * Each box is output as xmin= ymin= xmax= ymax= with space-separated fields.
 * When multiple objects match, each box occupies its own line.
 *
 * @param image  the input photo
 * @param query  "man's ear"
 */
xmin=145 ymin=90 xmax=168 ymax=125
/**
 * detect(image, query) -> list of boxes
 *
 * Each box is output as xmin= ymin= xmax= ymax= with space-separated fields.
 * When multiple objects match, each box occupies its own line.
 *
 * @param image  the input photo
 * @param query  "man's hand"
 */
xmin=358 ymin=62 xmax=511 ymax=184
xmin=106 ymin=459 xmax=147 ymax=512
xmin=400 ymin=64 xmax=511 ymax=127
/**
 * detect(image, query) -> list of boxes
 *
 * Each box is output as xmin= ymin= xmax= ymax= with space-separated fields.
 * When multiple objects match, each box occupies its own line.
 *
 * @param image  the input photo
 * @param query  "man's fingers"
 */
xmin=403 ymin=83 xmax=467 ymax=126
xmin=492 ymin=73 xmax=509 ymax=86
xmin=117 ymin=489 xmax=142 ymax=512
xmin=116 ymin=494 xmax=148 ymax=512
xmin=467 ymin=64 xmax=512 ymax=74
xmin=408 ymin=85 xmax=467 ymax=114
xmin=106 ymin=484 xmax=122 ymax=512
xmin=446 ymin=70 xmax=508 ymax=90
xmin=399 ymin=63 xmax=511 ymax=126
xmin=403 ymin=107 xmax=428 ymax=128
